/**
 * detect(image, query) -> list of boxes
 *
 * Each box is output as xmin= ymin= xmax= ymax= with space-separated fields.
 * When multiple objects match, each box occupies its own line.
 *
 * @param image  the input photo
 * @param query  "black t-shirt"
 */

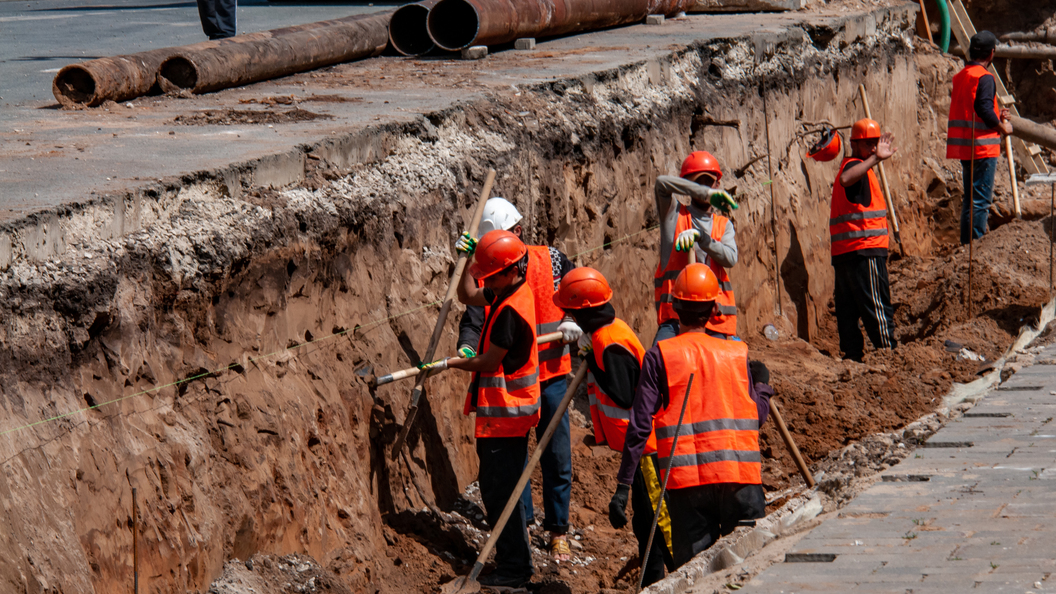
xmin=833 ymin=158 xmax=888 ymax=265
xmin=483 ymin=281 xmax=533 ymax=375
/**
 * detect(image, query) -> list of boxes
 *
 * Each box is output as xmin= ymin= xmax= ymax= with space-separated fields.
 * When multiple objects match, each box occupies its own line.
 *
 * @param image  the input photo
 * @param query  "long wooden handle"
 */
xmin=376 ymin=332 xmax=565 ymax=386
xmin=769 ymin=398 xmax=815 ymax=488
xmin=391 ymin=170 xmax=496 ymax=460
xmin=1006 ymin=135 xmax=1022 ymax=218
xmin=465 ymin=363 xmax=590 ymax=583
xmin=688 ymin=245 xmax=697 ymax=265
xmin=858 ymin=84 xmax=905 ymax=253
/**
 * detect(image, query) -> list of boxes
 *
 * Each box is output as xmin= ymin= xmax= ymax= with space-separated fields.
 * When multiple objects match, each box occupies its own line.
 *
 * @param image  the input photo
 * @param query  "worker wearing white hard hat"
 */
xmin=455 ymin=196 xmax=581 ymax=561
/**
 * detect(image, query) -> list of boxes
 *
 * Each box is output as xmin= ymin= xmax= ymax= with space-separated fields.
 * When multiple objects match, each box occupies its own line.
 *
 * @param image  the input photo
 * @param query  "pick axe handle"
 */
xmin=1006 ymin=135 xmax=1022 ymax=218
xmin=376 ymin=332 xmax=565 ymax=386
xmin=770 ymin=398 xmax=815 ymax=488
xmin=391 ymin=169 xmax=496 ymax=460
xmin=464 ymin=363 xmax=590 ymax=583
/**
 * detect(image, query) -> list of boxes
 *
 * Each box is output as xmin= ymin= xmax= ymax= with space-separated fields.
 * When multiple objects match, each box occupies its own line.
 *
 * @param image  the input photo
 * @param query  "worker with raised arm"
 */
xmin=552 ymin=267 xmax=674 ymax=586
xmin=829 ymin=119 xmax=897 ymax=362
xmin=453 ymin=197 xmax=580 ymax=560
xmin=610 ymin=264 xmax=773 ymax=566
xmin=421 ymin=230 xmax=539 ymax=589
xmin=946 ymin=30 xmax=1013 ymax=244
xmin=654 ymin=151 xmax=739 ymax=345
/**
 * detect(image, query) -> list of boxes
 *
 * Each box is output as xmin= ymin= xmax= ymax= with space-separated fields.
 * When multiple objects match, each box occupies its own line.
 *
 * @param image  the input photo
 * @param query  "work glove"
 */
xmin=709 ymin=190 xmax=738 ymax=215
xmin=455 ymin=232 xmax=477 ymax=256
xmin=608 ymin=483 xmax=631 ymax=529
xmin=749 ymin=360 xmax=770 ymax=385
xmin=458 ymin=345 xmax=476 ymax=358
xmin=577 ymin=333 xmax=593 ymax=358
xmin=675 ymin=229 xmax=700 ymax=252
xmin=417 ymin=357 xmax=450 ymax=372
xmin=558 ymin=320 xmax=583 ymax=343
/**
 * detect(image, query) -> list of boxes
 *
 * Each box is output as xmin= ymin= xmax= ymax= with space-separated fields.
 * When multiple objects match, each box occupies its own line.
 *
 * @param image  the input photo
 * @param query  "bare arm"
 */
xmin=448 ymin=344 xmax=507 ymax=373
xmin=840 ymin=133 xmax=897 ymax=187
xmin=457 ymin=261 xmax=489 ymax=306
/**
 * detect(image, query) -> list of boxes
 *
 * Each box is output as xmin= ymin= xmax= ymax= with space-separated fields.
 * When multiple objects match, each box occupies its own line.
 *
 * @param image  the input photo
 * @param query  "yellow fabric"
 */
xmin=640 ymin=455 xmax=673 ymax=553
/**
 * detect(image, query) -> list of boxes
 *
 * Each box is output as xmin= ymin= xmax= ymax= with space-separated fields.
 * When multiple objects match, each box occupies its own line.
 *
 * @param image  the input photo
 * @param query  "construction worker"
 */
xmin=552 ymin=267 xmax=675 ymax=586
xmin=454 ymin=197 xmax=580 ymax=560
xmin=654 ymin=151 xmax=739 ymax=345
xmin=830 ymin=118 xmax=897 ymax=362
xmin=946 ymin=30 xmax=1013 ymax=244
xmin=422 ymin=230 xmax=539 ymax=588
xmin=611 ymin=264 xmax=773 ymax=566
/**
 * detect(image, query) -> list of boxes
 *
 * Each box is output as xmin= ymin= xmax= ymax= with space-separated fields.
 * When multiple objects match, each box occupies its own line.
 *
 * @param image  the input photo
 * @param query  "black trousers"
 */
xmin=477 ymin=436 xmax=533 ymax=579
xmin=833 ymin=255 xmax=896 ymax=362
xmin=196 ymin=0 xmax=236 ymax=39
xmin=665 ymin=483 xmax=766 ymax=567
xmin=631 ymin=454 xmax=676 ymax=587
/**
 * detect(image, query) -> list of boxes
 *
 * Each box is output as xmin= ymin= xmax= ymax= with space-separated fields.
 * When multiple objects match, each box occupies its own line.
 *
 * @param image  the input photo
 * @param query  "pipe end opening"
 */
xmin=53 ymin=65 xmax=97 ymax=107
xmin=158 ymin=56 xmax=198 ymax=91
xmin=427 ymin=0 xmax=480 ymax=51
xmin=390 ymin=4 xmax=435 ymax=56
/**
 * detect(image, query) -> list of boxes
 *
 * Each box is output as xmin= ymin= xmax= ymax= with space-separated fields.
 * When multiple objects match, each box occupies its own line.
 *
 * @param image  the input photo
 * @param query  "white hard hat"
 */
xmin=477 ymin=197 xmax=523 ymax=238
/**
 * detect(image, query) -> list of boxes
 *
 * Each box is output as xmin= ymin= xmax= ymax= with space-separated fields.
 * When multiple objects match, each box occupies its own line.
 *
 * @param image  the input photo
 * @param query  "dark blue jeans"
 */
xmin=960 ymin=157 xmax=998 ymax=244
xmin=196 ymin=0 xmax=236 ymax=39
xmin=521 ymin=377 xmax=571 ymax=534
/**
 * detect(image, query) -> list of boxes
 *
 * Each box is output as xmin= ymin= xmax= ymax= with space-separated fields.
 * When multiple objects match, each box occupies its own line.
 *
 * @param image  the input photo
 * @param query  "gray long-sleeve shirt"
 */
xmin=655 ymin=175 xmax=738 ymax=271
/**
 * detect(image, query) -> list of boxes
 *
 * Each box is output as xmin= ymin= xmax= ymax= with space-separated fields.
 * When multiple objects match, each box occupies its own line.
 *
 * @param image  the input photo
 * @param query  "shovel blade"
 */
xmin=440 ymin=575 xmax=480 ymax=594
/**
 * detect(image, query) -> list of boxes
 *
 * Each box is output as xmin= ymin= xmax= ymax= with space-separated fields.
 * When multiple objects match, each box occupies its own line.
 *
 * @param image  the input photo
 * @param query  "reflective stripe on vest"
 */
xmin=829 ymin=157 xmax=889 ymax=257
xmin=654 ymin=333 xmax=761 ymax=488
xmin=527 ymin=246 xmax=572 ymax=382
xmin=653 ymin=206 xmax=738 ymax=335
xmin=463 ymin=281 xmax=541 ymax=438
xmin=587 ymin=319 xmax=655 ymax=455
xmin=946 ymin=64 xmax=1002 ymax=160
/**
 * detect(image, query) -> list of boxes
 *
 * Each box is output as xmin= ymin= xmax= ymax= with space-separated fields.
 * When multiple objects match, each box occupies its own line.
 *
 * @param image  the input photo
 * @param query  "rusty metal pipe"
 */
xmin=53 ymin=49 xmax=177 ymax=108
xmin=1009 ymin=115 xmax=1056 ymax=152
xmin=427 ymin=0 xmax=689 ymax=52
xmin=391 ymin=0 xmax=441 ymax=57
xmin=158 ymin=11 xmax=392 ymax=95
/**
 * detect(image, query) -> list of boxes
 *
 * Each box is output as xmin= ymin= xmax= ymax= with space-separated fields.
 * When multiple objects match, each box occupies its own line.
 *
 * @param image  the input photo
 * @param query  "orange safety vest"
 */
xmin=463 ymin=282 xmax=541 ymax=439
xmin=587 ymin=319 xmax=656 ymax=455
xmin=527 ymin=246 xmax=572 ymax=382
xmin=654 ymin=206 xmax=737 ymax=335
xmin=946 ymin=64 xmax=1002 ymax=161
xmin=654 ymin=332 xmax=761 ymax=488
xmin=829 ymin=158 xmax=889 ymax=257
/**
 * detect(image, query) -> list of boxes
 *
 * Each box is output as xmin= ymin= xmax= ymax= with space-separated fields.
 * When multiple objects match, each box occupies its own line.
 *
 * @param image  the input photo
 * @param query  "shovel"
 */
xmin=375 ymin=332 xmax=564 ymax=386
xmin=442 ymin=362 xmax=590 ymax=594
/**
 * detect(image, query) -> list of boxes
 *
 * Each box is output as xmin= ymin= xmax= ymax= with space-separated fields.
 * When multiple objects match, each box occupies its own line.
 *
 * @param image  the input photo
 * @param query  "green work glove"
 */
xmin=458 ymin=345 xmax=476 ymax=358
xmin=455 ymin=232 xmax=477 ymax=255
xmin=416 ymin=358 xmax=450 ymax=372
xmin=709 ymin=190 xmax=738 ymax=215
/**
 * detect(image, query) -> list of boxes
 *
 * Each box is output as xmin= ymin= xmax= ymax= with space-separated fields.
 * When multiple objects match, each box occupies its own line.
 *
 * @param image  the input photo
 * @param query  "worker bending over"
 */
xmin=454 ymin=197 xmax=580 ymax=560
xmin=612 ymin=264 xmax=773 ymax=566
xmin=423 ymin=230 xmax=539 ymax=589
xmin=946 ymin=30 xmax=1013 ymax=244
xmin=654 ymin=152 xmax=739 ymax=345
xmin=552 ymin=267 xmax=675 ymax=586
xmin=829 ymin=119 xmax=897 ymax=362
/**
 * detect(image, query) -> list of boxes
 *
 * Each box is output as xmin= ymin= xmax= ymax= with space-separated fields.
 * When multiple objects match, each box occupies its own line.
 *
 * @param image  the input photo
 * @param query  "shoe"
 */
xmin=478 ymin=572 xmax=532 ymax=590
xmin=549 ymin=535 xmax=572 ymax=561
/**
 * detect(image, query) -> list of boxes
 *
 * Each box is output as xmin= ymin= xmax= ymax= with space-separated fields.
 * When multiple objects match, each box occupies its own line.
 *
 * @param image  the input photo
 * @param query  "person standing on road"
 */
xmin=829 ymin=118 xmax=898 ymax=362
xmin=653 ymin=152 xmax=739 ymax=345
xmin=552 ymin=267 xmax=675 ymax=586
xmin=421 ymin=230 xmax=540 ymax=589
xmin=454 ymin=197 xmax=581 ymax=561
xmin=196 ymin=0 xmax=236 ymax=40
xmin=610 ymin=264 xmax=772 ymax=566
xmin=946 ymin=30 xmax=1013 ymax=244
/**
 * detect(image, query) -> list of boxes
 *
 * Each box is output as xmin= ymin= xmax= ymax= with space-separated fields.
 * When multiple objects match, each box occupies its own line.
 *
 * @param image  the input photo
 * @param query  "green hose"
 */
xmin=935 ymin=0 xmax=951 ymax=53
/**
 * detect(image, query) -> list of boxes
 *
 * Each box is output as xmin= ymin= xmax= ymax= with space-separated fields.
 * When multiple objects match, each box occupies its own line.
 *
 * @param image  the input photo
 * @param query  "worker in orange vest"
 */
xmin=453 ymin=197 xmax=579 ymax=560
xmin=829 ymin=118 xmax=897 ymax=362
xmin=423 ymin=230 xmax=540 ymax=589
xmin=946 ymin=30 xmax=1013 ymax=244
xmin=552 ymin=267 xmax=675 ymax=586
xmin=611 ymin=264 xmax=773 ymax=566
xmin=653 ymin=151 xmax=739 ymax=345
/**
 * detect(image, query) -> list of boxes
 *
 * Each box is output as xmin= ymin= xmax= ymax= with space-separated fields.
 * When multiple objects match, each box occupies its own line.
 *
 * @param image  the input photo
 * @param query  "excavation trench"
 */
xmin=2 ymin=5 xmax=1055 ymax=594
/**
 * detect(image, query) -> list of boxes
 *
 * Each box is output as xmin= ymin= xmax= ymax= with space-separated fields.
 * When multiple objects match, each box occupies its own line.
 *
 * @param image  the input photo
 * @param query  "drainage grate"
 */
xmin=963 ymin=412 xmax=1011 ymax=418
xmin=882 ymin=474 xmax=931 ymax=482
xmin=785 ymin=553 xmax=837 ymax=563
xmin=923 ymin=441 xmax=974 ymax=448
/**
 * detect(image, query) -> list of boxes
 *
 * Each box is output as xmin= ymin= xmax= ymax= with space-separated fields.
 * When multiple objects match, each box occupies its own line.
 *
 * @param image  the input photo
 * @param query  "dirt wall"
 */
xmin=0 ymin=6 xmax=933 ymax=593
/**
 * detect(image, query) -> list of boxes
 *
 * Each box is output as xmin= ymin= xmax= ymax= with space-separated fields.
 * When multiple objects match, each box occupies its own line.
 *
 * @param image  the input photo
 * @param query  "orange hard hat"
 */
xmin=807 ymin=127 xmax=843 ymax=162
xmin=553 ymin=267 xmax=613 ymax=309
xmin=672 ymin=263 xmax=720 ymax=302
xmin=679 ymin=151 xmax=723 ymax=183
xmin=469 ymin=230 xmax=527 ymax=280
xmin=851 ymin=118 xmax=881 ymax=141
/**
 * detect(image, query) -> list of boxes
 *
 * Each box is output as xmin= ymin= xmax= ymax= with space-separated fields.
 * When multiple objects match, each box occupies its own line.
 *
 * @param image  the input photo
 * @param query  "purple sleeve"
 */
xmin=748 ymin=363 xmax=773 ymax=427
xmin=617 ymin=347 xmax=665 ymax=485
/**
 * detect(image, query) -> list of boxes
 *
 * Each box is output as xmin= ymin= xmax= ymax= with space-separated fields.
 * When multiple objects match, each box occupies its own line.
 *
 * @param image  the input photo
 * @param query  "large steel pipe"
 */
xmin=391 ymin=0 xmax=441 ymax=56
xmin=952 ymin=43 xmax=1056 ymax=60
xmin=159 ymin=11 xmax=391 ymax=95
xmin=53 ymin=49 xmax=177 ymax=108
xmin=1009 ymin=115 xmax=1056 ymax=153
xmin=426 ymin=0 xmax=689 ymax=51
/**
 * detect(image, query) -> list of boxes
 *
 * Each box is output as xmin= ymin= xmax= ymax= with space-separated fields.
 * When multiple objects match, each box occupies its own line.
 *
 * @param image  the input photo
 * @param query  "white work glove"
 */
xmin=455 ymin=232 xmax=477 ymax=255
xmin=577 ymin=333 xmax=593 ymax=357
xmin=675 ymin=229 xmax=701 ymax=252
xmin=558 ymin=320 xmax=583 ymax=343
